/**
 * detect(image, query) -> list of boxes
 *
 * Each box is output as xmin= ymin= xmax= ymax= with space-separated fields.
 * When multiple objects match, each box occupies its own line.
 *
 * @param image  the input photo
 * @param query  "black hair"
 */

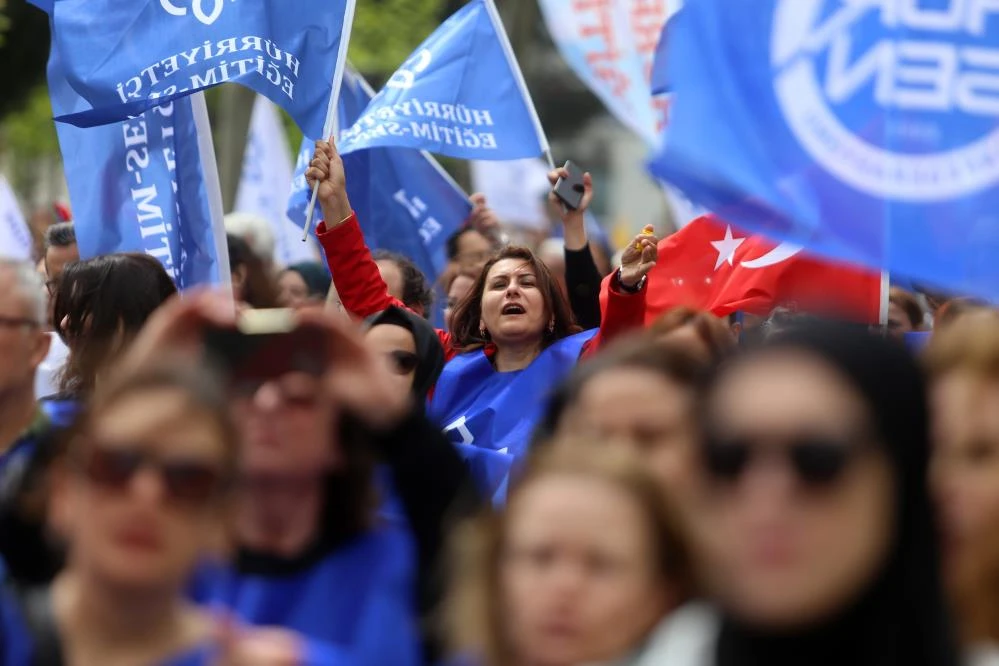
xmin=44 ymin=222 xmax=76 ymax=250
xmin=371 ymin=250 xmax=433 ymax=318
xmin=705 ymin=323 xmax=959 ymax=666
xmin=53 ymin=253 xmax=177 ymax=396
xmin=446 ymin=227 xmax=477 ymax=262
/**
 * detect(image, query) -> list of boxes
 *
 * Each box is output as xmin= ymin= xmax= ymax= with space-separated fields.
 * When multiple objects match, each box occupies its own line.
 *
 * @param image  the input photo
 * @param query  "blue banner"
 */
xmin=45 ymin=0 xmax=350 ymax=138
xmin=650 ymin=0 xmax=999 ymax=300
xmin=49 ymin=47 xmax=227 ymax=288
xmin=289 ymin=71 xmax=471 ymax=283
xmin=336 ymin=0 xmax=547 ymax=160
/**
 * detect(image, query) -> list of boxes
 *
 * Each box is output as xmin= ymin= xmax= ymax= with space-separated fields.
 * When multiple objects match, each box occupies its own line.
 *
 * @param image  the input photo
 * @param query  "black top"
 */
xmin=564 ymin=242 xmax=604 ymax=331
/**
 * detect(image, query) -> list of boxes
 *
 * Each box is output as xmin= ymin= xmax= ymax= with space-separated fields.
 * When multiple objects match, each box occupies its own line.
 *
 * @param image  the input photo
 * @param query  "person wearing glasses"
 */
xmin=649 ymin=324 xmax=958 ymax=666
xmin=0 ymin=361 xmax=314 ymax=665
xmin=122 ymin=294 xmax=470 ymax=665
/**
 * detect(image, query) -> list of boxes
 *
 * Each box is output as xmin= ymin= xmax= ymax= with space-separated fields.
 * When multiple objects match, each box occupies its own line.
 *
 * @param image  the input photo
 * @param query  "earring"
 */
xmin=547 ymin=319 xmax=555 ymax=334
xmin=480 ymin=327 xmax=488 ymax=338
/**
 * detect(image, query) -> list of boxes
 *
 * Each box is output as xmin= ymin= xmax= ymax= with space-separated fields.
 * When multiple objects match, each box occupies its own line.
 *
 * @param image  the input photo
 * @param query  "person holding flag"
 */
xmin=306 ymin=141 xmax=657 ymax=503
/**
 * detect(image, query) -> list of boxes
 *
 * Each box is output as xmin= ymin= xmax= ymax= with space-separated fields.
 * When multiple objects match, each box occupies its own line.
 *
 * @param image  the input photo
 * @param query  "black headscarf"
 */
xmin=283 ymin=261 xmax=332 ymax=298
xmin=366 ymin=306 xmax=445 ymax=399
xmin=706 ymin=323 xmax=958 ymax=666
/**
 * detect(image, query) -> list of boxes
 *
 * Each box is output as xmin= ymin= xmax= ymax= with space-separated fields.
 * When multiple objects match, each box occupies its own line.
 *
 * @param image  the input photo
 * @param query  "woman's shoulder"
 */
xmin=631 ymin=603 xmax=720 ymax=666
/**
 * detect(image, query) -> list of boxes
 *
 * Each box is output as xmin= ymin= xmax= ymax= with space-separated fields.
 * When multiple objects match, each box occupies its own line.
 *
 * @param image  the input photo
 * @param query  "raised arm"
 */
xmin=582 ymin=230 xmax=659 ymax=357
xmin=307 ymin=141 xmax=400 ymax=319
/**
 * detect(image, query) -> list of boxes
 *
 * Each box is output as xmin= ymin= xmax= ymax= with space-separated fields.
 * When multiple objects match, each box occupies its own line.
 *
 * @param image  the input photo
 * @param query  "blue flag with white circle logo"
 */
xmin=43 ymin=0 xmax=351 ymax=139
xmin=288 ymin=70 xmax=471 ymax=284
xmin=650 ymin=0 xmax=999 ymax=300
xmin=336 ymin=0 xmax=549 ymax=160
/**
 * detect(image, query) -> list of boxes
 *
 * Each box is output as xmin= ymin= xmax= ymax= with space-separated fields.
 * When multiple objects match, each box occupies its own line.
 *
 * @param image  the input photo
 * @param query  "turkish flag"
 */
xmin=602 ymin=216 xmax=882 ymax=325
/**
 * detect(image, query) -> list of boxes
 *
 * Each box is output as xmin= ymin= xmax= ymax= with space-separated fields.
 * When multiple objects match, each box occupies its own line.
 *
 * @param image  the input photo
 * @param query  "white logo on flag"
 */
xmin=387 ymin=49 xmax=433 ymax=90
xmin=770 ymin=0 xmax=999 ymax=202
xmin=159 ymin=0 xmax=232 ymax=26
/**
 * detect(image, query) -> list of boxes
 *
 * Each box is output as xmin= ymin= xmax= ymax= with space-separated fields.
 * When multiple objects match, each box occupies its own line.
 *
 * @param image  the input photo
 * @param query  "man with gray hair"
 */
xmin=0 ymin=259 xmax=54 ymax=465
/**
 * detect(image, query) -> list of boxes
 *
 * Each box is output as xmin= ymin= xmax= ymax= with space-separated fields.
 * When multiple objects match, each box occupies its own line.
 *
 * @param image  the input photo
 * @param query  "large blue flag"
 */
xmin=337 ymin=0 xmax=548 ymax=160
xmin=44 ymin=0 xmax=352 ymax=139
xmin=651 ymin=0 xmax=999 ymax=300
xmin=289 ymin=70 xmax=471 ymax=283
xmin=49 ymin=47 xmax=228 ymax=288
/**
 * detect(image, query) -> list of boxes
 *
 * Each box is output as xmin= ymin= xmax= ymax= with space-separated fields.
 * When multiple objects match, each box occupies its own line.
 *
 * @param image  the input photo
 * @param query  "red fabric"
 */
xmin=316 ymin=214 xmax=647 ymax=361
xmin=599 ymin=215 xmax=882 ymax=325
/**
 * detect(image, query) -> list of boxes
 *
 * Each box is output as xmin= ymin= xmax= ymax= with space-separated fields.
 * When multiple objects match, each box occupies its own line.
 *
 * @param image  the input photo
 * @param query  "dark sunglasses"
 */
xmin=702 ymin=434 xmax=872 ymax=488
xmin=77 ymin=445 xmax=228 ymax=507
xmin=387 ymin=350 xmax=419 ymax=375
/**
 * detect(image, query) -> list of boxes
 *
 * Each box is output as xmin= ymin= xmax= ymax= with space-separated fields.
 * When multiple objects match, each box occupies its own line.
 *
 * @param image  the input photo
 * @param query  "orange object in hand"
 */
xmin=635 ymin=225 xmax=655 ymax=250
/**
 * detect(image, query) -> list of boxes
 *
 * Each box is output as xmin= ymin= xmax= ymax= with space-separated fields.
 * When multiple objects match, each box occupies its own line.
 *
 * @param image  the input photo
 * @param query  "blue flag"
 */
xmin=650 ymin=0 xmax=999 ymax=300
xmin=45 ymin=0 xmax=352 ymax=139
xmin=337 ymin=0 xmax=548 ymax=160
xmin=49 ymin=46 xmax=228 ymax=288
xmin=650 ymin=12 xmax=679 ymax=96
xmin=288 ymin=70 xmax=471 ymax=283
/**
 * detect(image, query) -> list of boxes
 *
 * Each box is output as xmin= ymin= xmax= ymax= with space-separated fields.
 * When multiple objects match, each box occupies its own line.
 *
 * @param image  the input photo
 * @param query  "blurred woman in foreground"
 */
xmin=927 ymin=310 xmax=999 ymax=661
xmin=655 ymin=324 xmax=957 ymax=666
xmin=0 ymin=362 xmax=305 ymax=664
xmin=445 ymin=447 xmax=694 ymax=666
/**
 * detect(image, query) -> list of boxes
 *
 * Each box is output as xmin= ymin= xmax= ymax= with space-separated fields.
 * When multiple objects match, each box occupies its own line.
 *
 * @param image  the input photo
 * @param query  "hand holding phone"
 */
xmin=552 ymin=160 xmax=586 ymax=211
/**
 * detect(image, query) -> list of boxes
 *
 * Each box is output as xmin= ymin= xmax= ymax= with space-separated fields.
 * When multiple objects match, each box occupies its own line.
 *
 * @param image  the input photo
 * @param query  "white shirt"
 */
xmin=35 ymin=332 xmax=69 ymax=399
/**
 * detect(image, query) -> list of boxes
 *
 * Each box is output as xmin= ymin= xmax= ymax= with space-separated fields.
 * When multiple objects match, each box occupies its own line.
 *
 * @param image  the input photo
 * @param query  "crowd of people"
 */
xmin=0 ymin=138 xmax=997 ymax=665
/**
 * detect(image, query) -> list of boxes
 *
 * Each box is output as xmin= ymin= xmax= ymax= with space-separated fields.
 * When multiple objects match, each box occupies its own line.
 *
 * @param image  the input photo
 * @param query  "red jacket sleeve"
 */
xmin=316 ymin=214 xmax=456 ymax=355
xmin=581 ymin=272 xmax=648 ymax=358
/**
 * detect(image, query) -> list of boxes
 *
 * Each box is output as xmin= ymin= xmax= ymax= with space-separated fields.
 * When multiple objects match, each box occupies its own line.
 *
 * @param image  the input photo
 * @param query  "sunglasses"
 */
xmin=77 ymin=445 xmax=228 ymax=507
xmin=387 ymin=350 xmax=419 ymax=375
xmin=701 ymin=434 xmax=872 ymax=488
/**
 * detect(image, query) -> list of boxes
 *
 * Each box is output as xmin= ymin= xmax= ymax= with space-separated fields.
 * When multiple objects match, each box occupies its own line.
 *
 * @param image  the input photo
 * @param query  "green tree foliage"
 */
xmin=0 ymin=0 xmax=49 ymax=119
xmin=349 ymin=0 xmax=445 ymax=80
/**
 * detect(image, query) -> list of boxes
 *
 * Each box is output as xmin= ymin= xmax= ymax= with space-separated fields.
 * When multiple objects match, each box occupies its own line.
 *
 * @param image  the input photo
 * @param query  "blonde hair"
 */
xmin=925 ymin=309 xmax=999 ymax=379
xmin=443 ymin=445 xmax=694 ymax=666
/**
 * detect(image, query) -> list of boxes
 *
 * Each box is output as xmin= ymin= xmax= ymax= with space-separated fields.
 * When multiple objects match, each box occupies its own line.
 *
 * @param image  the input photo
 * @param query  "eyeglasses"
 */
xmin=387 ymin=350 xmax=419 ymax=375
xmin=0 ymin=315 xmax=39 ymax=330
xmin=77 ymin=445 xmax=228 ymax=508
xmin=701 ymin=433 xmax=873 ymax=488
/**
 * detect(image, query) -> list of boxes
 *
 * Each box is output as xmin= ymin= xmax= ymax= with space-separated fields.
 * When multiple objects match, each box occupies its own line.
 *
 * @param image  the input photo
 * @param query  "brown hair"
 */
xmin=933 ymin=298 xmax=989 ymax=332
xmin=925 ymin=309 xmax=999 ymax=379
xmin=449 ymin=246 xmax=581 ymax=353
xmin=71 ymin=358 xmax=240 ymax=478
xmin=444 ymin=446 xmax=694 ymax=666
xmin=924 ymin=310 xmax=999 ymax=643
xmin=534 ymin=333 xmax=708 ymax=446
xmin=647 ymin=306 xmax=735 ymax=363
xmin=889 ymin=287 xmax=924 ymax=330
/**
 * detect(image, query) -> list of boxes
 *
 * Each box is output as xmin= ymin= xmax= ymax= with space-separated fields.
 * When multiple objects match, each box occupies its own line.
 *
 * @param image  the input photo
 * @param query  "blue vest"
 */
xmin=429 ymin=330 xmax=597 ymax=502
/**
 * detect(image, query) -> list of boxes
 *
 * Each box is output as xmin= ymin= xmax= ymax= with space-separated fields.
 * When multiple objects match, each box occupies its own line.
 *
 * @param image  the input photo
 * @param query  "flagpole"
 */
xmin=301 ymin=0 xmax=358 ymax=242
xmin=878 ymin=269 xmax=890 ymax=330
xmin=190 ymin=91 xmax=233 ymax=301
xmin=482 ymin=0 xmax=554 ymax=170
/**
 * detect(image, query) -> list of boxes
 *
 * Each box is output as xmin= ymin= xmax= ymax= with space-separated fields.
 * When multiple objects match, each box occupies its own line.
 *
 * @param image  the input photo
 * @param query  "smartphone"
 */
xmin=203 ymin=309 xmax=328 ymax=384
xmin=553 ymin=160 xmax=586 ymax=210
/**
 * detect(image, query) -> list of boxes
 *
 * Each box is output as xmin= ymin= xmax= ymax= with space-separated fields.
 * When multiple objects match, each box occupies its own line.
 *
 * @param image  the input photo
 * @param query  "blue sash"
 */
xmin=429 ymin=330 xmax=597 ymax=501
xmin=40 ymin=398 xmax=81 ymax=429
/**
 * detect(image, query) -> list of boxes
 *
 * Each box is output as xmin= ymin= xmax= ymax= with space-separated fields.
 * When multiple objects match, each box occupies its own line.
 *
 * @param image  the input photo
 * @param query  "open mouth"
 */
xmin=501 ymin=303 xmax=526 ymax=315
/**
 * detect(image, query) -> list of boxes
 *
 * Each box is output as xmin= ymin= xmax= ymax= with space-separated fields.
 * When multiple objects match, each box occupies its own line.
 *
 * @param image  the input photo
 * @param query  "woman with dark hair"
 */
xmin=277 ymin=261 xmax=332 ymax=310
xmin=306 ymin=141 xmax=656 ymax=502
xmin=652 ymin=324 xmax=958 ymax=666
xmin=53 ymin=253 xmax=177 ymax=397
